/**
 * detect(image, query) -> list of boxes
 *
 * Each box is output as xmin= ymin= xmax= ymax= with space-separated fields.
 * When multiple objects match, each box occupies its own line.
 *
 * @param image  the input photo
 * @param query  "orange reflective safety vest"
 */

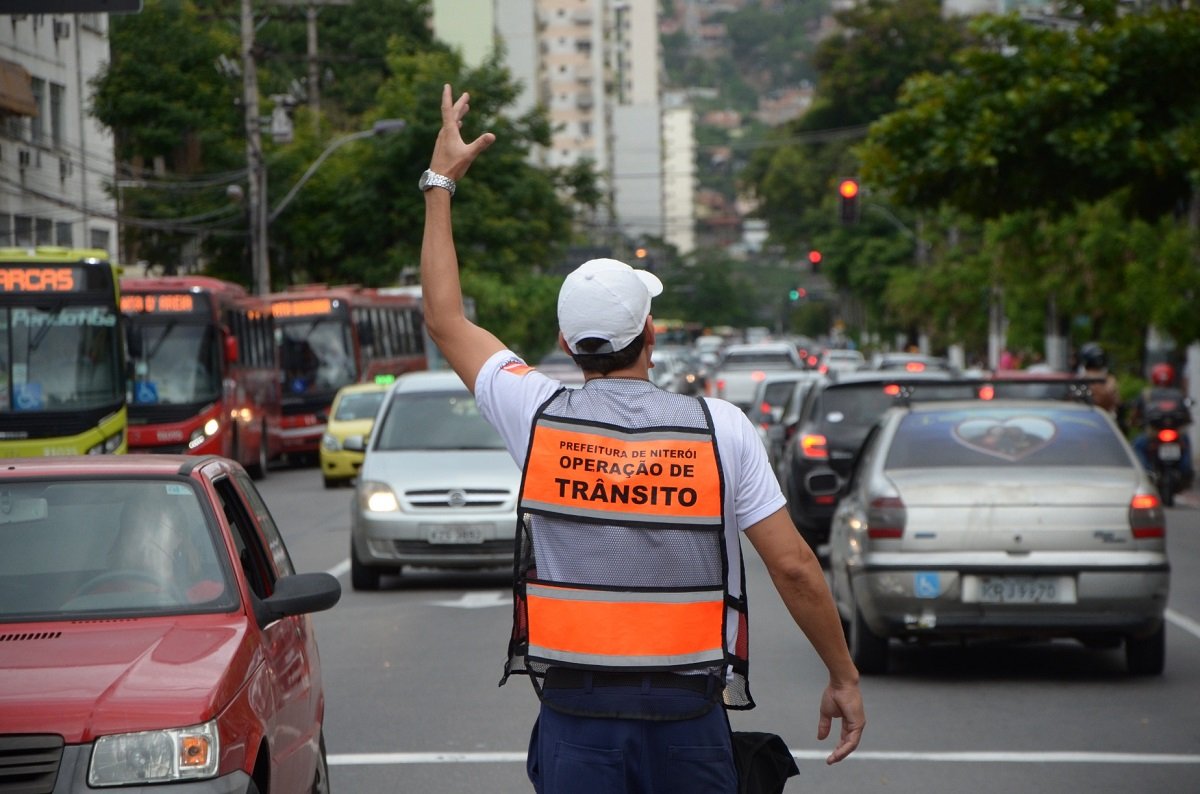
xmin=501 ymin=386 xmax=753 ymax=710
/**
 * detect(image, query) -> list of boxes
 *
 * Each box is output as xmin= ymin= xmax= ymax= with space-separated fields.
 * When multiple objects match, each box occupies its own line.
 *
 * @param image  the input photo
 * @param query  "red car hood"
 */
xmin=0 ymin=614 xmax=258 ymax=743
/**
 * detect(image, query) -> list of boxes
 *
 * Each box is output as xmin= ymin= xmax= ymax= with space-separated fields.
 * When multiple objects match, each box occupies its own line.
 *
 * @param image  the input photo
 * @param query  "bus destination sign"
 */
xmin=272 ymin=298 xmax=336 ymax=318
xmin=121 ymin=293 xmax=208 ymax=314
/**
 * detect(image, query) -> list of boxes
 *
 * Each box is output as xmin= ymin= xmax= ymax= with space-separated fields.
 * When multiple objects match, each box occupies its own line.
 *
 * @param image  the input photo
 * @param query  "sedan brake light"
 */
xmin=1129 ymin=492 xmax=1165 ymax=539
xmin=800 ymin=433 xmax=828 ymax=459
xmin=1157 ymin=428 xmax=1179 ymax=443
xmin=867 ymin=496 xmax=906 ymax=539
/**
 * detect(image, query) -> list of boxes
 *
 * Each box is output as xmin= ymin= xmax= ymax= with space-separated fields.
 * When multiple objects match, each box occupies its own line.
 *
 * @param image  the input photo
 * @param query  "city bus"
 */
xmin=0 ymin=247 xmax=126 ymax=456
xmin=269 ymin=284 xmax=426 ymax=460
xmin=120 ymin=275 xmax=280 ymax=478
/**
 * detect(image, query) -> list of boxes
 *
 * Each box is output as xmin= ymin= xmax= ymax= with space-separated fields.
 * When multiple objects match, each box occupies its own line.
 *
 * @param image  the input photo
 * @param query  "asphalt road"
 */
xmin=260 ymin=463 xmax=1200 ymax=793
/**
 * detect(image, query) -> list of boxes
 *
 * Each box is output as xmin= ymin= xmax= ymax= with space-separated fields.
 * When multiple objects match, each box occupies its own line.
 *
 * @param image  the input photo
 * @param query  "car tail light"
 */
xmin=883 ymin=384 xmax=901 ymax=397
xmin=978 ymin=384 xmax=995 ymax=400
xmin=752 ymin=370 xmax=766 ymax=382
xmin=800 ymin=433 xmax=828 ymax=459
xmin=867 ymin=496 xmax=906 ymax=539
xmin=905 ymin=362 xmax=925 ymax=372
xmin=1129 ymin=492 xmax=1165 ymax=539
xmin=716 ymin=377 xmax=726 ymax=396
xmin=1157 ymin=428 xmax=1179 ymax=443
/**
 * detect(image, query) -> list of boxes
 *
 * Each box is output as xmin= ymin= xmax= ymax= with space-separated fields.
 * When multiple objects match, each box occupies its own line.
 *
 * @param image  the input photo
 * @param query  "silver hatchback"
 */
xmin=829 ymin=399 xmax=1169 ymax=675
xmin=349 ymin=371 xmax=519 ymax=590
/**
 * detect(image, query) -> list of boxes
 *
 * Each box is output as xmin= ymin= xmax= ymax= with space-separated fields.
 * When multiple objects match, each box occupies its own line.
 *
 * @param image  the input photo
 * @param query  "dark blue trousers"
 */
xmin=527 ymin=682 xmax=737 ymax=794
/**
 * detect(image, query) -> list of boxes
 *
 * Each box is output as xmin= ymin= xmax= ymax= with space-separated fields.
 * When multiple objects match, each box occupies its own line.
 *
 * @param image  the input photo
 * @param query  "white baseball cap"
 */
xmin=557 ymin=258 xmax=663 ymax=354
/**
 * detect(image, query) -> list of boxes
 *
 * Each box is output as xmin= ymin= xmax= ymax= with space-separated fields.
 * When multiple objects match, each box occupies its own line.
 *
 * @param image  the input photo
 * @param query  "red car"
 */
xmin=0 ymin=455 xmax=341 ymax=792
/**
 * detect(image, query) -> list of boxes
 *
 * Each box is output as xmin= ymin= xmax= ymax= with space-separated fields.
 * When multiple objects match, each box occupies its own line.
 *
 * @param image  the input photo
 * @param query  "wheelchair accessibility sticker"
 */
xmin=914 ymin=572 xmax=941 ymax=599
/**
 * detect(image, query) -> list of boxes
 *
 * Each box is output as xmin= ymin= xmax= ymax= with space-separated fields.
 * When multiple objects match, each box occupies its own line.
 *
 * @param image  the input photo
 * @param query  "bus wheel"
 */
xmin=247 ymin=423 xmax=269 ymax=481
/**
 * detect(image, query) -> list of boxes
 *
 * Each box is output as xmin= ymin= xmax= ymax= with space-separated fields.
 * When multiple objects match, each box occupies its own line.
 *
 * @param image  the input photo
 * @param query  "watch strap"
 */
xmin=419 ymin=169 xmax=456 ymax=197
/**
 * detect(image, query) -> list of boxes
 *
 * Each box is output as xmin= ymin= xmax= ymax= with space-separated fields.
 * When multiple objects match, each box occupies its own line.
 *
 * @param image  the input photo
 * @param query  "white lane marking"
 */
xmin=329 ymin=751 xmax=1200 ymax=766
xmin=327 ymin=559 xmax=350 ymax=579
xmin=1166 ymin=608 xmax=1200 ymax=641
xmin=429 ymin=591 xmax=511 ymax=608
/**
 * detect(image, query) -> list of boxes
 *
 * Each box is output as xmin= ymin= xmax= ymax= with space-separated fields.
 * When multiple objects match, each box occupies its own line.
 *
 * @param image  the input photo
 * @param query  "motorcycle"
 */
xmin=1142 ymin=401 xmax=1192 ymax=507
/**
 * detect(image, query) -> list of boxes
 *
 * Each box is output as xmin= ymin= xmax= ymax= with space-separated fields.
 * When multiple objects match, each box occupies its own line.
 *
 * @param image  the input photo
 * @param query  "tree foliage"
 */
xmin=858 ymin=5 xmax=1200 ymax=220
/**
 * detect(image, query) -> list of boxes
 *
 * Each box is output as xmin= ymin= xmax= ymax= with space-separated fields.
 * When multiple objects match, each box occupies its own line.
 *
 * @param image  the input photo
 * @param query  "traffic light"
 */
xmin=788 ymin=287 xmax=807 ymax=302
xmin=807 ymin=249 xmax=822 ymax=272
xmin=838 ymin=178 xmax=860 ymax=225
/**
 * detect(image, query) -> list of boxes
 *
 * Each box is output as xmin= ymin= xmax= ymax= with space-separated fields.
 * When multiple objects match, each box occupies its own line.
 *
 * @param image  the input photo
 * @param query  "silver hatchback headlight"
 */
xmin=358 ymin=480 xmax=400 ymax=512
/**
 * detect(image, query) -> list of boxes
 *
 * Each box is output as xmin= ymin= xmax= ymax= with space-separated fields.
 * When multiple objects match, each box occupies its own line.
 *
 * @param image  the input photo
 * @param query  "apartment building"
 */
xmin=433 ymin=0 xmax=697 ymax=257
xmin=0 ymin=12 xmax=117 ymax=255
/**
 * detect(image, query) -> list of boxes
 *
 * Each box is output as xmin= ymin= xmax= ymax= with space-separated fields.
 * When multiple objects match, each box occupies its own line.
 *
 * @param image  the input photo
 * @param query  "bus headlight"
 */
xmin=188 ymin=418 xmax=221 ymax=450
xmin=87 ymin=430 xmax=125 ymax=455
xmin=89 ymin=720 xmax=219 ymax=786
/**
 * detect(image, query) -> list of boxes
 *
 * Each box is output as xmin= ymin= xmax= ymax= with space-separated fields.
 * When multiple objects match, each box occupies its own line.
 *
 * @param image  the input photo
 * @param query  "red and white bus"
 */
xmin=120 ymin=275 xmax=280 ymax=478
xmin=269 ymin=284 xmax=426 ymax=460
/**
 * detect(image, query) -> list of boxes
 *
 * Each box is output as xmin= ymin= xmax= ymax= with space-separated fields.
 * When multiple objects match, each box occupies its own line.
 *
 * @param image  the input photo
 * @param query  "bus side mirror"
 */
xmin=224 ymin=334 xmax=239 ymax=365
xmin=126 ymin=326 xmax=143 ymax=358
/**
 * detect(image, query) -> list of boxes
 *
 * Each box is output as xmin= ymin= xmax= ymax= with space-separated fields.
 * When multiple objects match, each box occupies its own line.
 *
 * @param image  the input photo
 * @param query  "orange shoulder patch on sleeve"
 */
xmin=501 ymin=360 xmax=534 ymax=376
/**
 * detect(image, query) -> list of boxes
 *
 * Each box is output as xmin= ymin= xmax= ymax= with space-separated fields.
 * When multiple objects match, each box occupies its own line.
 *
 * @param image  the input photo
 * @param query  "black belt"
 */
xmin=543 ymin=668 xmax=716 ymax=694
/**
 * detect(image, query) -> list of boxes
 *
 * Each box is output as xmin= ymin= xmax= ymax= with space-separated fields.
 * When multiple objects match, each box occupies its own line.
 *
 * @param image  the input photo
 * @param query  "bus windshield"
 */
xmin=127 ymin=321 xmax=221 ymax=406
xmin=0 ymin=305 xmax=122 ymax=413
xmin=278 ymin=318 xmax=357 ymax=395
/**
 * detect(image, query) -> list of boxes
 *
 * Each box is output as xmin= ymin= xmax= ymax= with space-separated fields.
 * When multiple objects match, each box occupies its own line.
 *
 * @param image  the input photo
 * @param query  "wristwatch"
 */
xmin=418 ymin=169 xmax=456 ymax=197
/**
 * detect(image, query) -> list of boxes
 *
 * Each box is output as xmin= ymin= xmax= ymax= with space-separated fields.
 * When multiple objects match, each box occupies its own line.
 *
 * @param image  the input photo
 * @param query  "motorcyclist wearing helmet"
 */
xmin=1077 ymin=342 xmax=1120 ymax=416
xmin=1129 ymin=362 xmax=1193 ymax=488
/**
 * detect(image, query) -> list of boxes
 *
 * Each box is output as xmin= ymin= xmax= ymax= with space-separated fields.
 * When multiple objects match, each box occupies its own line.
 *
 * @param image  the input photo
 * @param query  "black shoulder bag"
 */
xmin=731 ymin=731 xmax=800 ymax=794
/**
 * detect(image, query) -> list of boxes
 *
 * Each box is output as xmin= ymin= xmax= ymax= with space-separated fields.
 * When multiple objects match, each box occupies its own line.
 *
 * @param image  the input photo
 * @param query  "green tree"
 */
xmin=90 ymin=0 xmax=245 ymax=269
xmin=858 ymin=5 xmax=1200 ymax=220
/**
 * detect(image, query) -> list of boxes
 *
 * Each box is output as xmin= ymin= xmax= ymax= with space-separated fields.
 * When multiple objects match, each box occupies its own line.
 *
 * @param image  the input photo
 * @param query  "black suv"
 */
xmin=779 ymin=371 xmax=971 ymax=554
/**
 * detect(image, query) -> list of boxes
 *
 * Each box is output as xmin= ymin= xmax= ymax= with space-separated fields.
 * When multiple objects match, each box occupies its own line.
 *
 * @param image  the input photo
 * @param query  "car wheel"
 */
xmin=1125 ymin=624 xmax=1165 ymax=676
xmin=311 ymin=730 xmax=331 ymax=794
xmin=849 ymin=602 xmax=889 ymax=675
xmin=350 ymin=541 xmax=381 ymax=591
xmin=322 ymin=475 xmax=336 ymax=489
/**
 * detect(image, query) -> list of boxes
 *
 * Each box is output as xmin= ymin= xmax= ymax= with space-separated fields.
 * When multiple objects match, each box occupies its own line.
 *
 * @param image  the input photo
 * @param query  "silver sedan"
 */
xmin=829 ymin=399 xmax=1169 ymax=676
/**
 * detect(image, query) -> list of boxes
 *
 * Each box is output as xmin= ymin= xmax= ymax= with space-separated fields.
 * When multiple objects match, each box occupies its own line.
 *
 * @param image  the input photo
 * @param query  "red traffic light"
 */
xmin=807 ymin=250 xmax=822 ymax=265
xmin=838 ymin=179 xmax=859 ymax=199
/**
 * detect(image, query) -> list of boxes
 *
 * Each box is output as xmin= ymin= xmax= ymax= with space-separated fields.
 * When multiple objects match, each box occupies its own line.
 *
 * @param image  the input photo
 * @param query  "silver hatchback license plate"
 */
xmin=428 ymin=525 xmax=486 ymax=544
xmin=970 ymin=575 xmax=1076 ymax=604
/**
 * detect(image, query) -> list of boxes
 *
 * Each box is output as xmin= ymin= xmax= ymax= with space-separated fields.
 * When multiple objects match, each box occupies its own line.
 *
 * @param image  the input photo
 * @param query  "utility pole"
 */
xmin=241 ymin=0 xmax=270 ymax=295
xmin=272 ymin=0 xmax=351 ymax=133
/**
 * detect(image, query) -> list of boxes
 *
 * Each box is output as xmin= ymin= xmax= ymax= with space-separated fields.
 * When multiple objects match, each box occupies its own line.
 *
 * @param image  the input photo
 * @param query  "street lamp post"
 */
xmin=268 ymin=119 xmax=406 ymax=224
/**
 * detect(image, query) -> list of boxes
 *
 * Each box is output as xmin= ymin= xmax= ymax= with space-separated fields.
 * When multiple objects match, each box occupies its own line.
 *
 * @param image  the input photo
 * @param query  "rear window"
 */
xmin=885 ymin=407 xmax=1130 ymax=468
xmin=816 ymin=382 xmax=975 ymax=428
xmin=721 ymin=352 xmax=797 ymax=369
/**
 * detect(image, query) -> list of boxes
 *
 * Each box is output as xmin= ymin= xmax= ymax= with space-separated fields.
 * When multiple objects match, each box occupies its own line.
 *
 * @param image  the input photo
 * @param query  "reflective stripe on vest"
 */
xmin=525 ymin=582 xmax=726 ymax=667
xmin=521 ymin=419 xmax=723 ymax=527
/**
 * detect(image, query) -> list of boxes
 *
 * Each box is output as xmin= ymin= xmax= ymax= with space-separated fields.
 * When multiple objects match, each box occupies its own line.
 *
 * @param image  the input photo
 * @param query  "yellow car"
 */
xmin=320 ymin=382 xmax=387 ymax=488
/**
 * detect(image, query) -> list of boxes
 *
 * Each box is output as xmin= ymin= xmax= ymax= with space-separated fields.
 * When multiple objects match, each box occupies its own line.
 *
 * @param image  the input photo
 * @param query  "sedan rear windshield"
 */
xmin=720 ymin=352 xmax=798 ymax=369
xmin=886 ymin=407 xmax=1130 ymax=468
xmin=817 ymin=382 xmax=974 ymax=428
xmin=375 ymin=390 xmax=506 ymax=451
